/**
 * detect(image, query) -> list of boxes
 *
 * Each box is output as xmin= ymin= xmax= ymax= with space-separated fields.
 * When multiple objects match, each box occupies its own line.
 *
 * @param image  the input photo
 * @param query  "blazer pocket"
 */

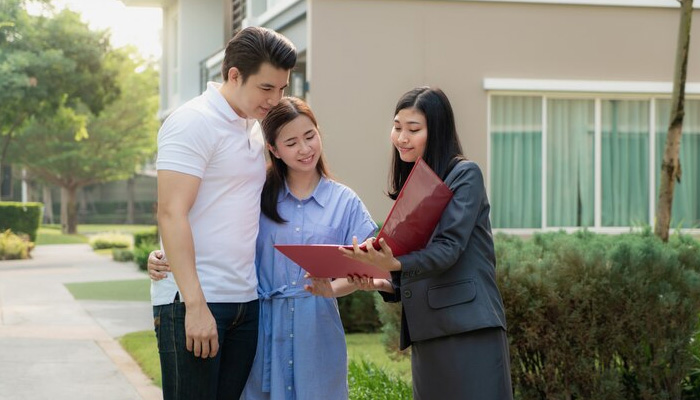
xmin=427 ymin=279 xmax=477 ymax=309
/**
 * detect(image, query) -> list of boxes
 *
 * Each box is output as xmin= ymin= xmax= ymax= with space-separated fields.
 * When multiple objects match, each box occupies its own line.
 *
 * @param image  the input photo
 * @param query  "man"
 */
xmin=153 ymin=26 xmax=296 ymax=400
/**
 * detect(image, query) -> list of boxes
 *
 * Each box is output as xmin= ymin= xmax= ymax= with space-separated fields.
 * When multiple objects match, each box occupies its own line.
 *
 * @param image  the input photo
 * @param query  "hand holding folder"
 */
xmin=274 ymin=158 xmax=454 ymax=279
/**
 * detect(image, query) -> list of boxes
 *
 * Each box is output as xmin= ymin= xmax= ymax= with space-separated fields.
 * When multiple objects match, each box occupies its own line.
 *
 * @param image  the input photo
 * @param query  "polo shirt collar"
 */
xmin=205 ymin=81 xmax=252 ymax=125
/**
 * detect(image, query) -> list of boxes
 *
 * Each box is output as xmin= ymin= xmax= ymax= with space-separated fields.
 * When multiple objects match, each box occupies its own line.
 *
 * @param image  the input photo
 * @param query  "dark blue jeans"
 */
xmin=153 ymin=298 xmax=259 ymax=400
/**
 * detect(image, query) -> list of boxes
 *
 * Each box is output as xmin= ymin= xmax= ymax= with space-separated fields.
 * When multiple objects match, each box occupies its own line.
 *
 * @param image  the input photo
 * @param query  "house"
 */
xmin=122 ymin=0 xmax=700 ymax=234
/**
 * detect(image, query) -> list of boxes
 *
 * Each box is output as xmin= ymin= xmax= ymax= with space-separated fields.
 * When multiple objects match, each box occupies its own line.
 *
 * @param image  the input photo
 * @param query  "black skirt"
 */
xmin=411 ymin=327 xmax=513 ymax=400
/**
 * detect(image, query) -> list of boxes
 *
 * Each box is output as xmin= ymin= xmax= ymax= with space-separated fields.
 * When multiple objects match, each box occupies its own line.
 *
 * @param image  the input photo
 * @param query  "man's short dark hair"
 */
xmin=221 ymin=26 xmax=297 ymax=82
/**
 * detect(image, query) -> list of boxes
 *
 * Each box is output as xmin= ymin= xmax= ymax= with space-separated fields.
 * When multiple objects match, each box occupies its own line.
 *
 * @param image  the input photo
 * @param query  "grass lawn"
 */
xmin=346 ymin=333 xmax=411 ymax=383
xmin=120 ymin=331 xmax=162 ymax=388
xmin=36 ymin=224 xmax=156 ymax=245
xmin=36 ymin=226 xmax=88 ymax=245
xmin=65 ymin=279 xmax=151 ymax=301
xmin=120 ymin=330 xmax=411 ymax=389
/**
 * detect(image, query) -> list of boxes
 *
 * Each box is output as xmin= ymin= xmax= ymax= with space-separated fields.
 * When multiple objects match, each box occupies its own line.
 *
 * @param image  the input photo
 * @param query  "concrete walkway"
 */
xmin=0 ymin=244 xmax=162 ymax=400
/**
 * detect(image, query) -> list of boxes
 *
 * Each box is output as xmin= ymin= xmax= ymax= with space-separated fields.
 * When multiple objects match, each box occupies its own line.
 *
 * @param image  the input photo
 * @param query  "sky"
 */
xmin=49 ymin=0 xmax=163 ymax=59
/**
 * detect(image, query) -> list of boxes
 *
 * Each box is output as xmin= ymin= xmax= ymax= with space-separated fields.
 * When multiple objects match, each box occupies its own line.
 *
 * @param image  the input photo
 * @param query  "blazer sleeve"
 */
xmin=378 ymin=271 xmax=402 ymax=303
xmin=396 ymin=161 xmax=486 ymax=281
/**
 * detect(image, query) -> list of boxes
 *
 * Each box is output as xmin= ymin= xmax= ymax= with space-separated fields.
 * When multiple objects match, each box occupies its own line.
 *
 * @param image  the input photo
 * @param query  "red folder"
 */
xmin=274 ymin=158 xmax=454 ymax=279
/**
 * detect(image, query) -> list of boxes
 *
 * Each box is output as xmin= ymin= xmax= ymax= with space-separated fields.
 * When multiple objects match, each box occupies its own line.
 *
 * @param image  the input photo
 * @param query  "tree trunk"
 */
xmin=126 ymin=176 xmax=135 ymax=224
xmin=60 ymin=187 xmax=68 ymax=232
xmin=43 ymin=186 xmax=54 ymax=225
xmin=655 ymin=0 xmax=693 ymax=242
xmin=61 ymin=186 xmax=79 ymax=234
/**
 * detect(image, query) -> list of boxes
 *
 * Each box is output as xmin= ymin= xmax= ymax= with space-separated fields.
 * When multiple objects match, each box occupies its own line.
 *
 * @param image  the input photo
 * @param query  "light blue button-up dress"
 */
xmin=241 ymin=177 xmax=377 ymax=400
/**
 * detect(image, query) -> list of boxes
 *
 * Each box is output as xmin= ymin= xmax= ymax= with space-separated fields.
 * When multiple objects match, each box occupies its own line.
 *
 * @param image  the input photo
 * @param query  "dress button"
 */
xmin=288 ymin=386 xmax=292 ymax=391
xmin=289 ymin=360 xmax=293 ymax=365
xmin=403 ymin=290 xmax=412 ymax=298
xmin=295 ymin=227 xmax=300 ymax=232
xmin=290 ymin=333 xmax=294 ymax=338
xmin=291 ymin=281 xmax=296 ymax=285
xmin=290 ymin=307 xmax=294 ymax=312
xmin=297 ymin=204 xmax=301 ymax=208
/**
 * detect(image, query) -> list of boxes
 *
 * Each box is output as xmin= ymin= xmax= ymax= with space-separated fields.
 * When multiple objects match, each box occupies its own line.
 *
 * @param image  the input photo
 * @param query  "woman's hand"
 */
xmin=339 ymin=236 xmax=401 ymax=272
xmin=346 ymin=274 xmax=376 ymax=291
xmin=148 ymin=250 xmax=171 ymax=281
xmin=303 ymin=273 xmax=334 ymax=297
xmin=347 ymin=274 xmax=395 ymax=294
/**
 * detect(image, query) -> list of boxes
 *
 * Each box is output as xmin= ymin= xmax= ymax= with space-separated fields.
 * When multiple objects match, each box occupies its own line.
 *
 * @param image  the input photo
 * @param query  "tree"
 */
xmin=0 ymin=0 xmax=118 ymax=190
xmin=9 ymin=47 xmax=158 ymax=233
xmin=655 ymin=0 xmax=693 ymax=242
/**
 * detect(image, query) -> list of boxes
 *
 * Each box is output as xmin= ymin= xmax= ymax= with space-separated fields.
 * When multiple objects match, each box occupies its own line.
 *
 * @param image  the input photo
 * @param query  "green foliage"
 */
xmin=495 ymin=231 xmax=700 ymax=400
xmin=112 ymin=248 xmax=134 ymax=262
xmin=0 ymin=201 xmax=42 ymax=241
xmin=0 ymin=1 xmax=119 ymax=170
xmin=133 ymin=241 xmax=160 ymax=272
xmin=375 ymin=293 xmax=410 ymax=361
xmin=346 ymin=333 xmax=412 ymax=383
xmin=348 ymin=359 xmax=412 ymax=399
xmin=133 ymin=226 xmax=159 ymax=248
xmin=339 ymin=290 xmax=382 ymax=333
xmin=88 ymin=232 xmax=132 ymax=250
xmin=6 ymin=26 xmax=158 ymax=232
xmin=0 ymin=229 xmax=33 ymax=259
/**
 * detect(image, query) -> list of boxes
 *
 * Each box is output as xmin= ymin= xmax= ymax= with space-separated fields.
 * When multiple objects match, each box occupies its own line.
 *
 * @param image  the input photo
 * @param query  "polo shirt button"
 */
xmin=403 ymin=290 xmax=412 ymax=298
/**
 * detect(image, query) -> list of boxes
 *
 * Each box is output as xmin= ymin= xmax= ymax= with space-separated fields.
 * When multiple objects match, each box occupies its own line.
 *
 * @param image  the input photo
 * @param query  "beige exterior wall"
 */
xmin=307 ymin=0 xmax=700 ymax=220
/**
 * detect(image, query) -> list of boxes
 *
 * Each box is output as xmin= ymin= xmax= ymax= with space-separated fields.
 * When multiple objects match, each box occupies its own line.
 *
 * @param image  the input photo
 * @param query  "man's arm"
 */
xmin=157 ymin=169 xmax=219 ymax=359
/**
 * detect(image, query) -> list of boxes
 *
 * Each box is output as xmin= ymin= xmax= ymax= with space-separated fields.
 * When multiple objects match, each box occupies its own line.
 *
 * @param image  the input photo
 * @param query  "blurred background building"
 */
xmin=10 ymin=0 xmax=699 ymax=233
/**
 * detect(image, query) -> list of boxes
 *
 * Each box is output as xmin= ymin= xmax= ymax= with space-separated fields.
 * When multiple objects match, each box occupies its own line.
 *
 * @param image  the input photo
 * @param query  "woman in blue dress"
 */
xmin=148 ymin=97 xmax=377 ymax=400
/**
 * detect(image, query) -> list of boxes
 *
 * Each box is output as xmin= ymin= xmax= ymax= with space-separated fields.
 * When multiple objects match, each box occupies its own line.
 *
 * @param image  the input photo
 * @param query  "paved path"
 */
xmin=0 ymin=244 xmax=161 ymax=400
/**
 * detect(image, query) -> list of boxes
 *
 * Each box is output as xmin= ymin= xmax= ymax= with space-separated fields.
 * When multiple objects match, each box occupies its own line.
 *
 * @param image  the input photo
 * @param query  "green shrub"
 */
xmin=133 ymin=227 xmax=158 ymax=247
xmin=339 ymin=290 xmax=381 ymax=333
xmin=495 ymin=230 xmax=700 ymax=400
xmin=375 ymin=294 xmax=409 ymax=361
xmin=348 ymin=359 xmax=412 ymax=399
xmin=0 ymin=202 xmax=43 ymax=241
xmin=0 ymin=229 xmax=34 ymax=260
xmin=112 ymin=248 xmax=135 ymax=262
xmin=133 ymin=241 xmax=160 ymax=271
xmin=89 ymin=232 xmax=132 ymax=250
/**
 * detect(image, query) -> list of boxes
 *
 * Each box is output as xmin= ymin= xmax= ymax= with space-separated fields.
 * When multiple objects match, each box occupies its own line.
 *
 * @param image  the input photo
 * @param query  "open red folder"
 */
xmin=274 ymin=158 xmax=454 ymax=279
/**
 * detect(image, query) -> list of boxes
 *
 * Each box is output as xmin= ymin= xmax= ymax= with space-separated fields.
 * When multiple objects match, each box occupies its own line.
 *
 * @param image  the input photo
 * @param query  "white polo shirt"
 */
xmin=152 ymin=82 xmax=266 ymax=305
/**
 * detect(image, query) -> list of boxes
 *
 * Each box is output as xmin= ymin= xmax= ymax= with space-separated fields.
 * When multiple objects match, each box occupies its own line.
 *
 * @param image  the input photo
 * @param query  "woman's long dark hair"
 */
xmin=388 ymin=87 xmax=465 ymax=200
xmin=260 ymin=97 xmax=331 ymax=223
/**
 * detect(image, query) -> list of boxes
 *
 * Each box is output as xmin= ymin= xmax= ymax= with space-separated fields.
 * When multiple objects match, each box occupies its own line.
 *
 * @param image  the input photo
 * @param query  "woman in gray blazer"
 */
xmin=343 ymin=86 xmax=513 ymax=400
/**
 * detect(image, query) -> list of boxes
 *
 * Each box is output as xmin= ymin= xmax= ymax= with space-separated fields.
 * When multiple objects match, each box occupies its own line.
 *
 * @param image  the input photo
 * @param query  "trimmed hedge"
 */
xmin=133 ymin=226 xmax=158 ymax=248
xmin=89 ymin=232 xmax=132 ymax=250
xmin=496 ymin=230 xmax=700 ymax=400
xmin=375 ymin=231 xmax=700 ymax=399
xmin=0 ymin=202 xmax=43 ymax=241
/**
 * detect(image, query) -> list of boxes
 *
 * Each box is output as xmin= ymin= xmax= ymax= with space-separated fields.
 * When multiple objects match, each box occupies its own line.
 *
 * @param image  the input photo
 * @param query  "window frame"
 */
xmin=486 ymin=78 xmax=700 ymax=235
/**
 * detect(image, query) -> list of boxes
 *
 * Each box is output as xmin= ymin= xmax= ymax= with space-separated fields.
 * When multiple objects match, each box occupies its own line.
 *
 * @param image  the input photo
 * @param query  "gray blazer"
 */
xmin=381 ymin=160 xmax=507 ymax=350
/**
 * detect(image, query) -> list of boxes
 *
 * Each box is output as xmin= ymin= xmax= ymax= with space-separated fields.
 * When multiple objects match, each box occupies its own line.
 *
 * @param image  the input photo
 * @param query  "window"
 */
xmin=490 ymin=95 xmax=700 ymax=230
